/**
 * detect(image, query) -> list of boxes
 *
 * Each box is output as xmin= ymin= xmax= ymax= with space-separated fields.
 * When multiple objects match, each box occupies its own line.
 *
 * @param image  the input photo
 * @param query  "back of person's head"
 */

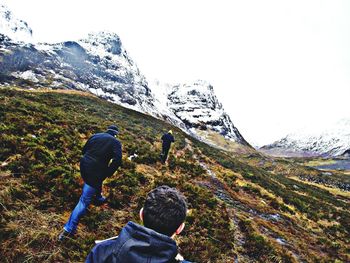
xmin=106 ymin=124 xmax=119 ymax=136
xmin=143 ymin=185 xmax=187 ymax=236
xmin=168 ymin=130 xmax=173 ymax=135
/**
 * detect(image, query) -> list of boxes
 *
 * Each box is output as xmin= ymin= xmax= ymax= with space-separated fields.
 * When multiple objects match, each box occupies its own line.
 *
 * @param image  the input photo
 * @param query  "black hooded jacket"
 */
xmin=161 ymin=133 xmax=175 ymax=150
xmin=81 ymin=131 xmax=122 ymax=188
xmin=86 ymin=222 xmax=190 ymax=263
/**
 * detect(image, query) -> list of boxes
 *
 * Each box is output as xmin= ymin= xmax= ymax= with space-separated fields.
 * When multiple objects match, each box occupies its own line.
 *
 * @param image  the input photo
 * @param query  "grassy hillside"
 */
xmin=0 ymin=88 xmax=349 ymax=262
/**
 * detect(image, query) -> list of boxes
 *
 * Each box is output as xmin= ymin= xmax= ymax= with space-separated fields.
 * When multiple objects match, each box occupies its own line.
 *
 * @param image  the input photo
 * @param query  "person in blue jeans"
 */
xmin=58 ymin=125 xmax=122 ymax=241
xmin=86 ymin=185 xmax=192 ymax=263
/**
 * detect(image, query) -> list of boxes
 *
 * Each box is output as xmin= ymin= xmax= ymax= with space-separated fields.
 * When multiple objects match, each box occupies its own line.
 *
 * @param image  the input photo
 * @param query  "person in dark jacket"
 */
xmin=86 ymin=185 xmax=191 ymax=263
xmin=160 ymin=130 xmax=175 ymax=164
xmin=59 ymin=125 xmax=122 ymax=241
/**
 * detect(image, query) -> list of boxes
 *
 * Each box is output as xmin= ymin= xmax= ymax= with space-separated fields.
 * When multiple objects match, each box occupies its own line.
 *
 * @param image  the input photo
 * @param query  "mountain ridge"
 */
xmin=261 ymin=119 xmax=350 ymax=157
xmin=0 ymin=4 xmax=249 ymax=151
xmin=151 ymin=80 xmax=250 ymax=149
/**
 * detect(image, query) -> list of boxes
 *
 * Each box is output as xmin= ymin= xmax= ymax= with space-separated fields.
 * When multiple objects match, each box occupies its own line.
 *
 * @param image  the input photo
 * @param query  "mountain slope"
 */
xmin=0 ymin=31 xmax=159 ymax=115
xmin=0 ymin=88 xmax=349 ymax=262
xmin=261 ymin=119 xmax=350 ymax=157
xmin=0 ymin=5 xmax=249 ymax=150
xmin=151 ymin=80 xmax=251 ymax=152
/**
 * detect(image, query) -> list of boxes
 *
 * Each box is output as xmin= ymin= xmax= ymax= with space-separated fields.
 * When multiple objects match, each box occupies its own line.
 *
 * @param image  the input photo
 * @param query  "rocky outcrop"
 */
xmin=151 ymin=80 xmax=249 ymax=146
xmin=0 ymin=5 xmax=250 ymax=149
xmin=0 ymin=31 xmax=158 ymax=115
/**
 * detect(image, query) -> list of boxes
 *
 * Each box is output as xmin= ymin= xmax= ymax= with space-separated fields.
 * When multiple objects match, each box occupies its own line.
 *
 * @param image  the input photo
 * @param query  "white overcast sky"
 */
xmin=2 ymin=0 xmax=350 ymax=146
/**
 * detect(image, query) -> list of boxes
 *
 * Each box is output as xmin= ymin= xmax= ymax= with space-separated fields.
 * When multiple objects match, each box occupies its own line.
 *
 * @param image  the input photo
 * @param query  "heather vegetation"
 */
xmin=0 ymin=88 xmax=349 ymax=262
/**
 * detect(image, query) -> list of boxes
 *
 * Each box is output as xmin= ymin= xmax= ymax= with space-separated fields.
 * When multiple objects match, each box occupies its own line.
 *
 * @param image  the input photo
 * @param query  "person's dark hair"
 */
xmin=143 ymin=185 xmax=187 ymax=236
xmin=106 ymin=125 xmax=119 ymax=136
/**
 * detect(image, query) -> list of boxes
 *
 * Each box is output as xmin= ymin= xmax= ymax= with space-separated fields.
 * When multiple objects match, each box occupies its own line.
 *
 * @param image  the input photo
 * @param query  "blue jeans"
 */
xmin=64 ymin=183 xmax=103 ymax=234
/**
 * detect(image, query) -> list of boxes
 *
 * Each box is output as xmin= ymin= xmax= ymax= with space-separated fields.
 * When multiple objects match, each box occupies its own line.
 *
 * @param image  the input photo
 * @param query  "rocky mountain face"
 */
xmin=261 ymin=119 xmax=350 ymax=157
xmin=151 ymin=80 xmax=249 ymax=146
xmin=0 ymin=4 xmax=249 ymax=148
xmin=0 ymin=30 xmax=158 ymax=115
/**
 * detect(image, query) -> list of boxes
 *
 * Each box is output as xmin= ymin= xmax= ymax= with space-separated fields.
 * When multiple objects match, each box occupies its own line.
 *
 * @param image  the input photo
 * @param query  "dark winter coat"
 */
xmin=81 ymin=131 xmax=122 ymax=188
xmin=161 ymin=133 xmax=175 ymax=150
xmin=85 ymin=221 xmax=191 ymax=263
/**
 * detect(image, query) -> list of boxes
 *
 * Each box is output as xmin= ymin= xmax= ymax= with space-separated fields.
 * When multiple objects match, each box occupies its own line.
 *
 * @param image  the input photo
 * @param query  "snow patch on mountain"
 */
xmin=0 ymin=5 xmax=249 ymax=149
xmin=261 ymin=119 xmax=350 ymax=157
xmin=11 ymin=70 xmax=39 ymax=82
xmin=151 ymin=80 xmax=249 ymax=146
xmin=0 ymin=5 xmax=32 ymax=42
xmin=150 ymin=80 xmax=187 ymax=129
xmin=0 ymin=30 xmax=159 ymax=116
xmin=77 ymin=31 xmax=158 ymax=115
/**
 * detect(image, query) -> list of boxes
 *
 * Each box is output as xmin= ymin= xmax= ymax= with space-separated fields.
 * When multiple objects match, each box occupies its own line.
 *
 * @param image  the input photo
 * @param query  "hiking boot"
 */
xmin=58 ymin=230 xmax=73 ymax=242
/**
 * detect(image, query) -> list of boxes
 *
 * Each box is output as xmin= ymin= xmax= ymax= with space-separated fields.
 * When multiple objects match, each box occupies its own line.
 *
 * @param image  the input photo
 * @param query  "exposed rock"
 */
xmin=0 ymin=5 xmax=250 ymax=149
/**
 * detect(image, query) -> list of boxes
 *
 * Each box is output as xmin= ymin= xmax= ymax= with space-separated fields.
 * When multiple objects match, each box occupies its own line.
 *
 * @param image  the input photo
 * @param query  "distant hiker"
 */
xmin=58 ymin=125 xmax=122 ymax=241
xmin=86 ymin=185 xmax=191 ymax=263
xmin=160 ymin=130 xmax=175 ymax=164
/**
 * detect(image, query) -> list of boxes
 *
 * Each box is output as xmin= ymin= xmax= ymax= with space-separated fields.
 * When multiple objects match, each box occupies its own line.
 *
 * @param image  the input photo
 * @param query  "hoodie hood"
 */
xmin=86 ymin=221 xmax=179 ymax=263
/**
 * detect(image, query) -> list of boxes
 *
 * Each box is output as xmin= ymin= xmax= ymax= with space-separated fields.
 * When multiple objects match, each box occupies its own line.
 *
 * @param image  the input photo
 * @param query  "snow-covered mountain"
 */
xmin=0 ymin=31 xmax=158 ymax=115
xmin=0 ymin=5 xmax=32 ymax=42
xmin=0 ymin=5 xmax=249 ymax=149
xmin=151 ymin=80 xmax=249 ymax=146
xmin=261 ymin=119 xmax=350 ymax=157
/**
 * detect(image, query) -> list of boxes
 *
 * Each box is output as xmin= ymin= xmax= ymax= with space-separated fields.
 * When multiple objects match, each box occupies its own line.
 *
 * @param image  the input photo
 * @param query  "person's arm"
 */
xmin=82 ymin=135 xmax=94 ymax=155
xmin=82 ymin=139 xmax=90 ymax=155
xmin=106 ymin=140 xmax=122 ymax=177
xmin=85 ymin=241 xmax=115 ymax=263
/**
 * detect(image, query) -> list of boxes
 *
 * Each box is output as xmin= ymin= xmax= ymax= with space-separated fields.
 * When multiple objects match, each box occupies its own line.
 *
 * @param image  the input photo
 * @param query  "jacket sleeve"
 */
xmin=85 ymin=241 xmax=114 ymax=263
xmin=106 ymin=140 xmax=122 ymax=177
xmin=85 ymin=244 xmax=101 ymax=263
xmin=82 ymin=138 xmax=90 ymax=155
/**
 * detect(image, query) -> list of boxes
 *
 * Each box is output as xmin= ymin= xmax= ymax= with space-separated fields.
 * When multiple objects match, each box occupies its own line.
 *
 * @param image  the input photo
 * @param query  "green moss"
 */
xmin=0 ymin=88 xmax=348 ymax=262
